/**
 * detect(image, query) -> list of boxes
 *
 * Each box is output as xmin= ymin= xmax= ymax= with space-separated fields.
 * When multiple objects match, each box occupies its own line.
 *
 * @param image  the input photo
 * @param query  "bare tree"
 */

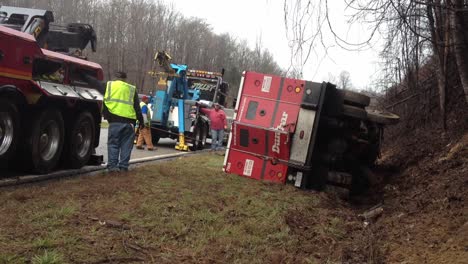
xmin=451 ymin=0 xmax=468 ymax=103
xmin=338 ymin=70 xmax=352 ymax=89
xmin=1 ymin=0 xmax=284 ymax=96
xmin=284 ymin=0 xmax=468 ymax=130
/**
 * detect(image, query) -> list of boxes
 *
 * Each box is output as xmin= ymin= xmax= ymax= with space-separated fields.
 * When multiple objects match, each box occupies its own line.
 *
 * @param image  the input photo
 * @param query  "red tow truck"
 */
xmin=224 ymin=71 xmax=398 ymax=193
xmin=0 ymin=6 xmax=103 ymax=173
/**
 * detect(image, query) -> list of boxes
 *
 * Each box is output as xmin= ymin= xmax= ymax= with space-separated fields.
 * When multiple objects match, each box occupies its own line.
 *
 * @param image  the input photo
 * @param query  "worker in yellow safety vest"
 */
xmin=136 ymin=95 xmax=156 ymax=150
xmin=103 ymin=71 xmax=144 ymax=172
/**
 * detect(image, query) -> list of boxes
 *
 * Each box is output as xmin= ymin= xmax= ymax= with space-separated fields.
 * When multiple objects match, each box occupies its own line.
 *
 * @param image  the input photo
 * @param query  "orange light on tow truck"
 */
xmin=187 ymin=69 xmax=222 ymax=79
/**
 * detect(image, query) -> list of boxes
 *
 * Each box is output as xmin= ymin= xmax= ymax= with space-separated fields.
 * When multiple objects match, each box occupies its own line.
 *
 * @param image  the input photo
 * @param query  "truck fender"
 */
xmin=0 ymin=85 xmax=27 ymax=106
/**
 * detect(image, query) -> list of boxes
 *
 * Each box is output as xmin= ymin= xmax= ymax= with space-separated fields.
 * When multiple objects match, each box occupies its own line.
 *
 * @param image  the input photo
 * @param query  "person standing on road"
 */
xmin=200 ymin=103 xmax=227 ymax=151
xmin=136 ymin=95 xmax=155 ymax=151
xmin=103 ymin=71 xmax=144 ymax=172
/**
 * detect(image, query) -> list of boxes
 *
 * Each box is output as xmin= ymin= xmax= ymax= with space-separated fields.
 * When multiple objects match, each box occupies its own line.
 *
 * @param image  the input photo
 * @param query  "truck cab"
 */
xmin=186 ymin=69 xmax=234 ymax=143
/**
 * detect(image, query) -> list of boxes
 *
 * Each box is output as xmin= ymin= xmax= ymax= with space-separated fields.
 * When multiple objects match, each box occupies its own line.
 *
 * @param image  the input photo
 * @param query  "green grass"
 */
xmin=0 ymin=154 xmax=361 ymax=263
xmin=31 ymin=250 xmax=63 ymax=264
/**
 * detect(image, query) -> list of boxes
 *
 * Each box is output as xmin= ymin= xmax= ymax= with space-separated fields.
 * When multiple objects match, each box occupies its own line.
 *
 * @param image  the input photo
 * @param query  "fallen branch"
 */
xmin=358 ymin=204 xmax=384 ymax=221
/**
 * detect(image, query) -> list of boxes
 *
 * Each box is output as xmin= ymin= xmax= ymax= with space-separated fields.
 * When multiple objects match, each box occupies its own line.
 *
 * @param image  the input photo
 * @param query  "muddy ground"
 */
xmin=362 ymin=129 xmax=468 ymax=263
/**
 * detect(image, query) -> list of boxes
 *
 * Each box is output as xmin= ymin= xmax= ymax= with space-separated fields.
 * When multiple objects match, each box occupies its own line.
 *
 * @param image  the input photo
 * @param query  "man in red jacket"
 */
xmin=200 ymin=103 xmax=227 ymax=151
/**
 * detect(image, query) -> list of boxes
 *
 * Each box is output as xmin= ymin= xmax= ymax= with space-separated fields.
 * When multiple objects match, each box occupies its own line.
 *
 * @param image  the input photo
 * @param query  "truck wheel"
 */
xmin=342 ymin=104 xmax=367 ymax=119
xmin=198 ymin=123 xmax=208 ymax=150
xmin=151 ymin=131 xmax=160 ymax=145
xmin=0 ymin=99 xmax=19 ymax=167
xmin=324 ymin=185 xmax=350 ymax=200
xmin=337 ymin=89 xmax=370 ymax=107
xmin=190 ymin=126 xmax=201 ymax=151
xmin=28 ymin=109 xmax=65 ymax=174
xmin=64 ymin=111 xmax=95 ymax=169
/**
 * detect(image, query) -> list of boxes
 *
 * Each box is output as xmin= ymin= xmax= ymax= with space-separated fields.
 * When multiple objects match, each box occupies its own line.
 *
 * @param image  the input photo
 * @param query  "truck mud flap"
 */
xmin=88 ymin=153 xmax=103 ymax=165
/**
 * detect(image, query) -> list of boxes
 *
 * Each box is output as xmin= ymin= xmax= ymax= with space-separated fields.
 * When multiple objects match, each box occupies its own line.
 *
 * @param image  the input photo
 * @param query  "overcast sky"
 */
xmin=161 ymin=0 xmax=381 ymax=90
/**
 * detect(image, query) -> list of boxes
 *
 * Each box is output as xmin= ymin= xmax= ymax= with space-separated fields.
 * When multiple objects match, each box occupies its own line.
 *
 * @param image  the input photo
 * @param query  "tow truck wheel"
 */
xmin=189 ymin=127 xmax=201 ymax=151
xmin=0 ymin=99 xmax=19 ymax=167
xmin=151 ymin=130 xmax=160 ymax=145
xmin=198 ymin=123 xmax=208 ymax=150
xmin=64 ymin=111 xmax=95 ymax=169
xmin=28 ymin=109 xmax=65 ymax=174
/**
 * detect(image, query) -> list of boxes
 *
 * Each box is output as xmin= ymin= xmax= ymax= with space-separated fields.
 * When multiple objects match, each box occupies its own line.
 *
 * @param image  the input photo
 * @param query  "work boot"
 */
xmin=104 ymin=167 xmax=120 ymax=176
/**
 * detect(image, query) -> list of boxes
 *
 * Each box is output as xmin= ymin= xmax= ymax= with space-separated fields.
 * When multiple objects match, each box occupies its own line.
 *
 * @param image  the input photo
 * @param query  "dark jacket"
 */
xmin=83 ymin=74 xmax=144 ymax=125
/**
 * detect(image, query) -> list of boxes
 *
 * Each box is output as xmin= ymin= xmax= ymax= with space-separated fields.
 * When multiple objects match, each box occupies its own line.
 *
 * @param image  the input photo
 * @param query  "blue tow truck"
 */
xmin=147 ymin=51 xmax=229 ymax=151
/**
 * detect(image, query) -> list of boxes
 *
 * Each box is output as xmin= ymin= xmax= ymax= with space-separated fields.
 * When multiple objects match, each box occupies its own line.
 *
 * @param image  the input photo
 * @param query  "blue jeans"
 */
xmin=211 ymin=129 xmax=224 ymax=150
xmin=107 ymin=122 xmax=135 ymax=171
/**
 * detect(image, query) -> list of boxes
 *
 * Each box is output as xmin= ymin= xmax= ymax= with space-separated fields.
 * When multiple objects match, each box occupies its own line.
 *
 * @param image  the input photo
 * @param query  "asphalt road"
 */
xmin=98 ymin=127 xmax=181 ymax=161
xmin=2 ymin=128 xmax=200 ymax=178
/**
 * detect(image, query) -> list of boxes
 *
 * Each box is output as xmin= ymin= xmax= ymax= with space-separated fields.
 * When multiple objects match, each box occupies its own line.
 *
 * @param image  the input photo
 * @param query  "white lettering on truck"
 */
xmin=272 ymin=111 xmax=288 ymax=154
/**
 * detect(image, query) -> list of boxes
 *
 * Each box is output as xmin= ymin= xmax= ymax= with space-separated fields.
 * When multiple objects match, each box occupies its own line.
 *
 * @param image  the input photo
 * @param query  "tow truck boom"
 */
xmin=0 ymin=5 xmax=97 ymax=53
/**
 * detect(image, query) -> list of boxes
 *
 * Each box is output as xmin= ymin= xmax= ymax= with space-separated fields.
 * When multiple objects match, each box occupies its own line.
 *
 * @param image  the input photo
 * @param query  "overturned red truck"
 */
xmin=224 ymin=71 xmax=398 ymax=193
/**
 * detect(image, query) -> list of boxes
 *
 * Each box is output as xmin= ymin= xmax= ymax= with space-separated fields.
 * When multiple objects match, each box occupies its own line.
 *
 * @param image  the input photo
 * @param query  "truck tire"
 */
xmin=189 ymin=125 xmax=201 ymax=151
xmin=0 ymin=99 xmax=19 ymax=167
xmin=151 ymin=131 xmax=160 ymax=145
xmin=324 ymin=185 xmax=350 ymax=200
xmin=64 ymin=111 xmax=95 ymax=169
xmin=342 ymin=104 xmax=367 ymax=120
xmin=198 ymin=123 xmax=208 ymax=150
xmin=337 ymin=89 xmax=370 ymax=107
xmin=28 ymin=109 xmax=65 ymax=174
xmin=189 ymin=121 xmax=207 ymax=151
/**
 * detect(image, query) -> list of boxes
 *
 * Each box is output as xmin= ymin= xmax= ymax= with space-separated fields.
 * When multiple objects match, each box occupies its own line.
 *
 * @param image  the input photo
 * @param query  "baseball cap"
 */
xmin=115 ymin=71 xmax=127 ymax=79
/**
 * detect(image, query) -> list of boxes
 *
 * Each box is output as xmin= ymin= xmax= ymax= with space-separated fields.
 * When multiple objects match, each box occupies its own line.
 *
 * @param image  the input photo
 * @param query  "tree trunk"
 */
xmin=451 ymin=0 xmax=468 ymax=103
xmin=427 ymin=0 xmax=448 ymax=130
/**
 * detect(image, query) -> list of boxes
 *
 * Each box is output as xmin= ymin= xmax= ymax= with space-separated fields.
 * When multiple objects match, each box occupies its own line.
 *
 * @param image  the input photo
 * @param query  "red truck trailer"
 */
xmin=224 ymin=71 xmax=398 ymax=193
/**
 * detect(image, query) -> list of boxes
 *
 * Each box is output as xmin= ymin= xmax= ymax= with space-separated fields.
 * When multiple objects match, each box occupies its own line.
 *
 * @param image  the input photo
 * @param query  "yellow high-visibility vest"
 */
xmin=104 ymin=80 xmax=137 ymax=120
xmin=140 ymin=101 xmax=151 ymax=124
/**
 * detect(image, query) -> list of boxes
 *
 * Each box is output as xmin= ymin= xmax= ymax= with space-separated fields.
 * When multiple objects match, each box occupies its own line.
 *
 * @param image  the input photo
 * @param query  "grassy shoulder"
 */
xmin=0 ymin=154 xmax=368 ymax=263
